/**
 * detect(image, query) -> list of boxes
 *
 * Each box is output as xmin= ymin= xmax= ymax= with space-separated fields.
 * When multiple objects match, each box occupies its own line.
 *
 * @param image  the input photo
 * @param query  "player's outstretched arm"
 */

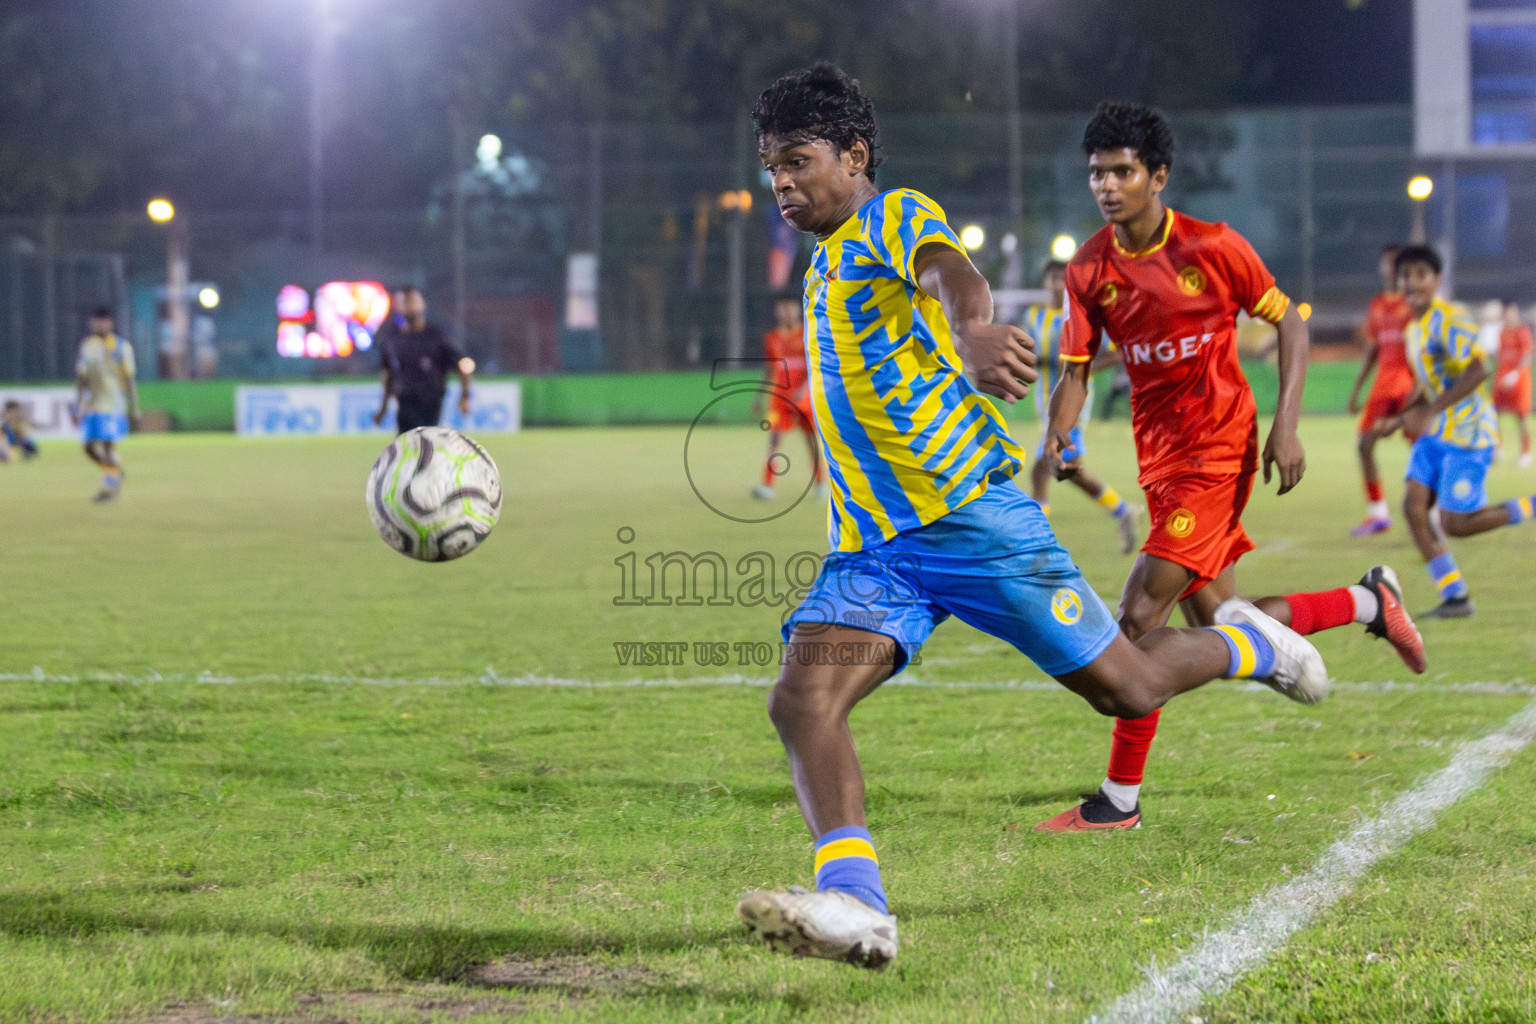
xmin=914 ymin=242 xmax=1037 ymax=403
xmin=1045 ymin=360 xmax=1091 ymax=481
xmin=1264 ymin=303 xmax=1309 ymax=495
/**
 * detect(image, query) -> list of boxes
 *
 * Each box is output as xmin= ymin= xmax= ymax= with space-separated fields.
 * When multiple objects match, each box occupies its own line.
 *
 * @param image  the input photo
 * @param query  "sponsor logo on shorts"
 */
xmin=1051 ymin=588 xmax=1083 ymax=625
xmin=1452 ymin=478 xmax=1473 ymax=500
xmin=1177 ymin=266 xmax=1207 ymax=296
xmin=1166 ymin=508 xmax=1197 ymax=539
xmin=1098 ymin=282 xmax=1118 ymax=308
xmin=841 ymin=610 xmax=890 ymax=631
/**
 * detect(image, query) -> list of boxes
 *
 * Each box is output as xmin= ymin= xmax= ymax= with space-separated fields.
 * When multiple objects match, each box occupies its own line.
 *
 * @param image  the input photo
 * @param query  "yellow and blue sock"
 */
xmin=103 ymin=468 xmax=123 ymax=490
xmin=1097 ymin=485 xmax=1129 ymax=519
xmin=1505 ymin=496 xmax=1535 ymax=525
xmin=814 ymin=826 xmax=887 ymax=914
xmin=1208 ymin=624 xmax=1277 ymax=679
xmin=1428 ymin=552 xmax=1469 ymax=600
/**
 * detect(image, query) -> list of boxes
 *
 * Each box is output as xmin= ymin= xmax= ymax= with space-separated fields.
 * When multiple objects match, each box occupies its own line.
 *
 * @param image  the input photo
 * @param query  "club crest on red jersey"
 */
xmin=1177 ymin=266 xmax=1206 ymax=297
xmin=1165 ymin=508 xmax=1197 ymax=539
xmin=1098 ymin=282 xmax=1118 ymax=308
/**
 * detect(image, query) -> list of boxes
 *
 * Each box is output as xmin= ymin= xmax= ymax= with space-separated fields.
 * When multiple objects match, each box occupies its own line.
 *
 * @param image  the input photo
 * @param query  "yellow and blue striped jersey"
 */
xmin=1023 ymin=303 xmax=1097 ymax=426
xmin=1406 ymin=297 xmax=1499 ymax=450
xmin=1023 ymin=304 xmax=1065 ymax=421
xmin=804 ymin=189 xmax=1025 ymax=551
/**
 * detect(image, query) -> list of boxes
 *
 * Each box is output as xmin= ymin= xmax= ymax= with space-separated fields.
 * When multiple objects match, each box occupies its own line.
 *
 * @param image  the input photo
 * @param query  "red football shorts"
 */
xmin=1359 ymin=384 xmax=1417 ymax=434
xmin=1142 ymin=469 xmax=1256 ymax=600
xmin=766 ymin=395 xmax=814 ymax=433
xmin=1495 ymin=372 xmax=1532 ymax=417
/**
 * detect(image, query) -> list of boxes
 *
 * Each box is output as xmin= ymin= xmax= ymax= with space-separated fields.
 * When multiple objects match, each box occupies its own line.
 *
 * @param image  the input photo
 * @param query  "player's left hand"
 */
xmin=1043 ymin=430 xmax=1081 ymax=481
xmin=458 ymin=394 xmax=472 ymax=416
xmin=1262 ymin=429 xmax=1306 ymax=495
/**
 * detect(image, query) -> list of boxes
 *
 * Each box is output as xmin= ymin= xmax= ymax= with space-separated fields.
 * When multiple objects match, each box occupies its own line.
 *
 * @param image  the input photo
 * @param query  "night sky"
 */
xmin=1245 ymin=0 xmax=1411 ymax=105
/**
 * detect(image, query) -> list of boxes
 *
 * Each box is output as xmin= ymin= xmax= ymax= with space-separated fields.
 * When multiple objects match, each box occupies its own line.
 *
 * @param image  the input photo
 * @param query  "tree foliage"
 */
xmin=0 ymin=0 xmax=1343 ymax=215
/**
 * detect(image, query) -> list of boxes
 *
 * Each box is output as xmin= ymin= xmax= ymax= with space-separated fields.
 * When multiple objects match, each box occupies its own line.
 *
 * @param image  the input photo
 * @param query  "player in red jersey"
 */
xmin=1347 ymin=245 xmax=1417 ymax=534
xmin=1033 ymin=103 xmax=1426 ymax=832
xmin=754 ymin=294 xmax=826 ymax=500
xmin=1494 ymin=301 xmax=1533 ymax=468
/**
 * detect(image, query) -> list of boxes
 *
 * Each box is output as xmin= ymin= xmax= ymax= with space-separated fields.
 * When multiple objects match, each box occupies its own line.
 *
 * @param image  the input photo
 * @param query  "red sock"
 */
xmin=1284 ymin=588 xmax=1356 ymax=636
xmin=1365 ymin=479 xmax=1384 ymax=503
xmin=1107 ymin=709 xmax=1161 ymax=785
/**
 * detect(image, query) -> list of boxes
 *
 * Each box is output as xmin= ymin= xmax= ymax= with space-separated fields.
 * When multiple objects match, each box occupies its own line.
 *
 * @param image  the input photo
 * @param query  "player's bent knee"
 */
xmin=1440 ymin=512 xmax=1474 ymax=537
xmin=767 ymin=674 xmax=846 ymax=731
xmin=1058 ymin=645 xmax=1161 ymax=720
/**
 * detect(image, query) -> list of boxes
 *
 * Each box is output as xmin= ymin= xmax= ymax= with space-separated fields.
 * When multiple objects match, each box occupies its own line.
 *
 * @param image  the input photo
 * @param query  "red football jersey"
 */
xmin=1365 ymin=292 xmax=1414 ymax=393
xmin=1062 ymin=210 xmax=1289 ymax=487
xmin=1498 ymin=325 xmax=1533 ymax=378
xmin=763 ymin=326 xmax=808 ymax=395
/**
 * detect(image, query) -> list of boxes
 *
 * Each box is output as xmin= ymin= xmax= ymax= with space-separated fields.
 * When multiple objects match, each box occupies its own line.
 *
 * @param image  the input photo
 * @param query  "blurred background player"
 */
xmin=1379 ymin=246 xmax=1536 ymax=619
xmin=1346 ymin=244 xmax=1415 ymax=536
xmin=1023 ymin=259 xmax=1141 ymax=553
xmin=1 ymin=401 xmax=39 ymax=462
xmin=373 ymin=285 xmax=474 ymax=433
xmin=1035 ymin=102 xmax=1422 ymax=832
xmin=75 ymin=307 xmax=138 ymax=502
xmin=1494 ymin=301 xmax=1532 ymax=468
xmin=753 ymin=294 xmax=826 ymax=500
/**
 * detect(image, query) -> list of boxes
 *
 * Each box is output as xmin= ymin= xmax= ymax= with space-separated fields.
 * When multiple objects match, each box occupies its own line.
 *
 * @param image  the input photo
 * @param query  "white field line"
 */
xmin=1089 ymin=694 xmax=1536 ymax=1024
xmin=0 ymin=670 xmax=1530 ymax=696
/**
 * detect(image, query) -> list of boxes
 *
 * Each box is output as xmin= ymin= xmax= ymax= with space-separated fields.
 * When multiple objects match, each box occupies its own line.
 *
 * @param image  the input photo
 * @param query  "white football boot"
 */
xmin=1214 ymin=597 xmax=1331 ymax=705
xmin=737 ymin=886 xmax=898 ymax=970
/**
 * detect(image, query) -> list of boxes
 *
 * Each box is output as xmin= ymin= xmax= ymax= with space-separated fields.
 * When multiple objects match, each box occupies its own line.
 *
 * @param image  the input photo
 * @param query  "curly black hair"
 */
xmin=1082 ymin=101 xmax=1175 ymax=174
xmin=1039 ymin=259 xmax=1069 ymax=282
xmin=752 ymin=62 xmax=883 ymax=182
xmin=1394 ymin=243 xmax=1442 ymax=277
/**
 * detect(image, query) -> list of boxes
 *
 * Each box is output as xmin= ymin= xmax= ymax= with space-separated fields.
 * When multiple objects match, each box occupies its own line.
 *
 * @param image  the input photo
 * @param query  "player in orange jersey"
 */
xmin=753 ymin=294 xmax=826 ymax=500
xmin=1347 ymin=245 xmax=1417 ymax=534
xmin=1032 ymin=102 xmax=1425 ymax=832
xmin=1494 ymin=301 xmax=1533 ymax=468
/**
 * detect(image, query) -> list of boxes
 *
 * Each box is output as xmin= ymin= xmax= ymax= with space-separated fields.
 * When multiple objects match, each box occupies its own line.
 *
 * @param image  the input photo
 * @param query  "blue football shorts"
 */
xmin=1405 ymin=435 xmax=1493 ymax=514
xmin=81 ymin=412 xmax=129 ymax=444
xmin=1034 ymin=425 xmax=1085 ymax=464
xmin=783 ymin=475 xmax=1120 ymax=676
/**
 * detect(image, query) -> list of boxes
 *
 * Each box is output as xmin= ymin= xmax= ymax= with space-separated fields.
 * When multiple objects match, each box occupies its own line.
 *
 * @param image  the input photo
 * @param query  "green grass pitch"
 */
xmin=0 ymin=416 xmax=1533 ymax=1023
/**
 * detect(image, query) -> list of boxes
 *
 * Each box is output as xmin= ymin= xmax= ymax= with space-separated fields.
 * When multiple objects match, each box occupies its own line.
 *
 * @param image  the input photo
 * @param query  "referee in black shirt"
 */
xmin=374 ymin=286 xmax=474 ymax=432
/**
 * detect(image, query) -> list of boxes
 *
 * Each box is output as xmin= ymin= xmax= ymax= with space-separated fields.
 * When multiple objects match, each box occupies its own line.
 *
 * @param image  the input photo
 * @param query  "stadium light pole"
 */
xmin=149 ymin=199 xmax=190 ymax=380
xmin=309 ymin=0 xmax=334 ymax=262
xmin=1002 ymin=0 xmax=1023 ymax=235
xmin=1408 ymin=175 xmax=1434 ymax=244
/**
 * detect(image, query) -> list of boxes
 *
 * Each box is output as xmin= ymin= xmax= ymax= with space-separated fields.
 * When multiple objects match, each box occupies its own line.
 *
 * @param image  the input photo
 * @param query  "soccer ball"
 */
xmin=366 ymin=427 xmax=502 ymax=562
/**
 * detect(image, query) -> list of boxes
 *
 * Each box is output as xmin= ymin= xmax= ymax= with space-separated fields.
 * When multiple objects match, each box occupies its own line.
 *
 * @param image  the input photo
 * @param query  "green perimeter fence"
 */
xmin=54 ymin=361 xmax=1363 ymax=433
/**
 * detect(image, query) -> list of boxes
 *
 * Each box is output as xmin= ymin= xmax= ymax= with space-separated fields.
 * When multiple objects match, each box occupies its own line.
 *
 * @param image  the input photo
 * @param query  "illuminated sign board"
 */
xmin=277 ymin=281 xmax=390 ymax=358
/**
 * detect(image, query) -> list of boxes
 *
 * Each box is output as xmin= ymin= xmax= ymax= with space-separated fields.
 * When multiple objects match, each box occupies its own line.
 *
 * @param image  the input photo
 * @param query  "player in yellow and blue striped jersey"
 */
xmin=1023 ymin=259 xmax=1142 ymax=554
xmin=1377 ymin=245 xmax=1536 ymax=619
xmin=734 ymin=62 xmax=1333 ymax=972
xmin=75 ymin=308 xmax=138 ymax=502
